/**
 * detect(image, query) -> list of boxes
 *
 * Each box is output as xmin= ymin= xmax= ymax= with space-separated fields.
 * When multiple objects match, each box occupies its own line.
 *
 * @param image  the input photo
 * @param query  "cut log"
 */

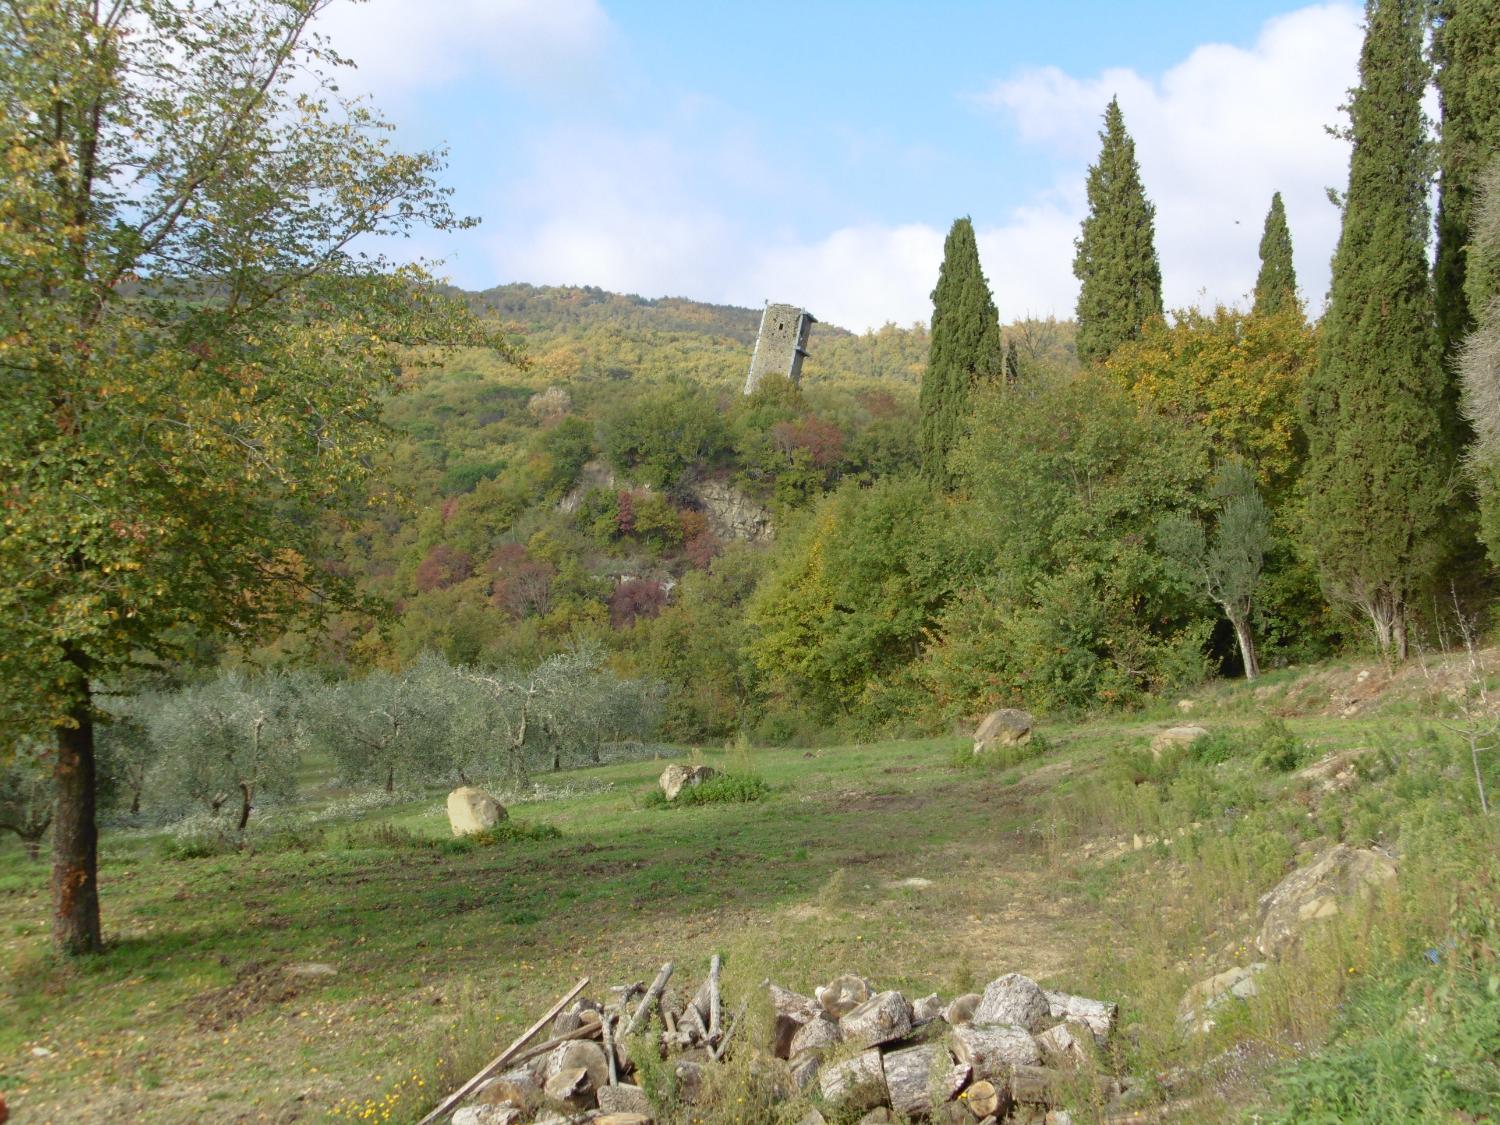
xmin=542 ymin=1066 xmax=593 ymax=1110
xmin=673 ymin=1059 xmax=708 ymax=1105
xmin=789 ymin=1015 xmax=841 ymax=1055
xmin=949 ymin=1024 xmax=1041 ymax=1082
xmin=708 ymin=954 xmax=722 ymax=1039
xmin=544 ymin=1040 xmax=609 ymax=1092
xmin=912 ymin=993 xmax=945 ymax=1025
xmin=599 ymin=1012 xmax=619 ymax=1085
xmin=711 ymin=983 xmax=762 ymax=1061
xmin=963 ymin=1079 xmax=1006 ymax=1119
xmin=475 ymin=1066 xmax=542 ymax=1110
xmin=1035 ymin=1020 xmax=1100 ymax=1069
xmin=857 ymin=1110 xmax=896 ymax=1124
xmin=789 ymin=1050 xmax=822 ymax=1091
xmin=882 ymin=1042 xmax=967 ymax=1118
xmin=595 ymin=1115 xmax=653 ymax=1125
xmin=510 ymin=1024 xmax=603 ymax=1071
xmin=816 ymin=974 xmax=874 ymax=1018
xmin=597 ymin=1084 xmax=651 ymax=1116
xmin=1043 ymin=991 xmax=1118 ymax=1045
xmin=625 ymin=962 xmax=674 ymax=1036
xmin=931 ymin=1102 xmax=980 ymax=1124
xmin=769 ymin=984 xmax=819 ymax=1058
xmin=839 ymin=990 xmax=914 ymax=1049
xmin=973 ymin=974 xmax=1050 ymax=1033
xmin=819 ymin=1048 xmax=888 ymax=1113
xmin=943 ymin=993 xmax=981 ymax=1027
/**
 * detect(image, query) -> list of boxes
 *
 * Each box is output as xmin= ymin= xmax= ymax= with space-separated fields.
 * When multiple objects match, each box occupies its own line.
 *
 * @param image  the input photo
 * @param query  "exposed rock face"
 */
xmin=658 ymin=764 xmax=719 ymax=801
xmin=1150 ymin=726 xmax=1209 ymax=757
xmin=973 ymin=709 xmax=1035 ymax=754
xmin=1177 ymin=963 xmax=1268 ymax=1035
xmin=446 ymin=787 xmax=507 ymax=836
xmin=973 ymin=973 xmax=1051 ymax=1033
xmin=1256 ymin=845 xmax=1397 ymax=957
xmin=693 ymin=478 xmax=774 ymax=543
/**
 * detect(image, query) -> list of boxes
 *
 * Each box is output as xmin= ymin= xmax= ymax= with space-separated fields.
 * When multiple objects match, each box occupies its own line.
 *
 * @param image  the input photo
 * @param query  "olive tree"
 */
xmin=1 ymin=740 xmax=53 ymax=861
xmin=0 ymin=1 xmax=502 ymax=952
xmin=302 ymin=653 xmax=457 ymax=792
xmin=1157 ymin=460 xmax=1272 ymax=680
xmin=146 ymin=671 xmax=304 ymax=832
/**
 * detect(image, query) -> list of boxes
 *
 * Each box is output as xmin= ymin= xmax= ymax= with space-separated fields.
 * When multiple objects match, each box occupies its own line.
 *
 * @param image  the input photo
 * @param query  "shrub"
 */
xmin=441 ymin=820 xmax=562 ymax=853
xmin=643 ymin=772 xmax=771 ymax=809
xmin=951 ymin=731 xmax=1053 ymax=771
xmin=1252 ymin=717 xmax=1310 ymax=772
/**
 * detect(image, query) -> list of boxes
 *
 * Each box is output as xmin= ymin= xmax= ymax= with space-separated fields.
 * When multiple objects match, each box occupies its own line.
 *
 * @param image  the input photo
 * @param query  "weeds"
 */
xmin=950 ymin=731 xmax=1052 ymax=771
xmin=641 ymin=772 xmax=772 ymax=809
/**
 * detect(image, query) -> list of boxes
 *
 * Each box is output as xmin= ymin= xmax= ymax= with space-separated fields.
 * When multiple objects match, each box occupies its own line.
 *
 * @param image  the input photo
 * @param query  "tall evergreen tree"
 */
xmin=920 ymin=217 xmax=1003 ymax=486
xmin=1433 ymin=0 xmax=1500 ymax=362
xmin=1073 ymin=98 xmax=1164 ymax=367
xmin=1253 ymin=192 xmax=1299 ymax=317
xmin=1301 ymin=0 xmax=1448 ymax=660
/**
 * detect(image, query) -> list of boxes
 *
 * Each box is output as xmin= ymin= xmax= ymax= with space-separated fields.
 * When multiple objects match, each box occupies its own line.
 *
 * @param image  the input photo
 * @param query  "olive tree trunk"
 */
xmin=52 ymin=672 xmax=102 ymax=955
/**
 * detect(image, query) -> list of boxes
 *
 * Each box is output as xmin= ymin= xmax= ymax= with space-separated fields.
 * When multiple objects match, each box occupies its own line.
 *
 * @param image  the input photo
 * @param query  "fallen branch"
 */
xmin=417 ymin=975 xmax=588 ymax=1125
xmin=625 ymin=961 xmax=674 ymax=1036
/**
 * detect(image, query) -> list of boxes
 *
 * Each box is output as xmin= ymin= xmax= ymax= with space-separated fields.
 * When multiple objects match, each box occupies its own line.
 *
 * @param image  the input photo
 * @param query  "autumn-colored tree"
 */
xmin=0 ymin=1 xmax=501 ymax=953
xmin=1103 ymin=306 xmax=1315 ymax=493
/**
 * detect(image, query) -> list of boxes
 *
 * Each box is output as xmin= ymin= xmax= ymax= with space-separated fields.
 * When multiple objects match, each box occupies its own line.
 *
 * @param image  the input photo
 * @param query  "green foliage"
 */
xmin=1460 ymin=159 xmax=1500 ymax=564
xmin=1073 ymin=98 xmax=1164 ymax=366
xmin=599 ymin=381 xmax=730 ymax=489
xmin=1253 ymin=192 xmax=1300 ymax=318
xmin=440 ymin=820 xmax=563 ymax=852
xmin=1301 ymin=0 xmax=1450 ymax=658
xmin=950 ymin=731 xmax=1052 ymax=771
xmin=643 ymin=772 xmax=771 ymax=808
xmin=747 ymin=476 xmax=958 ymax=720
xmin=1433 ymin=0 xmax=1500 ymax=361
xmin=920 ymin=217 xmax=1003 ymax=486
xmin=924 ymin=374 xmax=1212 ymax=716
xmin=0 ymin=739 xmax=53 ymax=860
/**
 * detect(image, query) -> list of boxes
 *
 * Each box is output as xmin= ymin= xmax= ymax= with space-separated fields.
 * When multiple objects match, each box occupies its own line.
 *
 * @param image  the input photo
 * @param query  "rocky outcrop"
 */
xmin=1256 ymin=844 xmax=1397 ymax=957
xmin=446 ymin=787 xmax=507 ymax=836
xmin=692 ymin=478 xmax=774 ymax=543
xmin=973 ymin=709 xmax=1035 ymax=754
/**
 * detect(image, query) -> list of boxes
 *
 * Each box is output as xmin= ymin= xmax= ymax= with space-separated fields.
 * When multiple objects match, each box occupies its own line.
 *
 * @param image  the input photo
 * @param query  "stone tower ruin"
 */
xmin=743 ymin=302 xmax=816 ymax=395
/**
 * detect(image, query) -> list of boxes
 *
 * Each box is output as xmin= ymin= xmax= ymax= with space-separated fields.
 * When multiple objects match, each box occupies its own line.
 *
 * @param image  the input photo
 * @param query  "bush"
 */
xmin=951 ymin=731 xmax=1053 ymax=771
xmin=441 ymin=820 xmax=562 ymax=852
xmin=642 ymin=772 xmax=771 ymax=809
xmin=1252 ymin=717 xmax=1310 ymax=772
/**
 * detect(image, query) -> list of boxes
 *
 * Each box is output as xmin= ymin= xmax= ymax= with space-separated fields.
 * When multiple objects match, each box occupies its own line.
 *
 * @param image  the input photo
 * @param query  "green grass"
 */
xmin=3 ymin=660 xmax=1499 ymax=1123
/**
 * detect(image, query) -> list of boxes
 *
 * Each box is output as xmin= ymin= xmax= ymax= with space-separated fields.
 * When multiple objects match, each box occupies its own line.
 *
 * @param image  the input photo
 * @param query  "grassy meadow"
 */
xmin=3 ymin=657 xmax=1498 ymax=1123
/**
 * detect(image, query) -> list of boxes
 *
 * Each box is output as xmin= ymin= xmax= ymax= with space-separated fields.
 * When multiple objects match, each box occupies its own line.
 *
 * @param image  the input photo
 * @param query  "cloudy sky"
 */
xmin=313 ymin=0 xmax=1366 ymax=331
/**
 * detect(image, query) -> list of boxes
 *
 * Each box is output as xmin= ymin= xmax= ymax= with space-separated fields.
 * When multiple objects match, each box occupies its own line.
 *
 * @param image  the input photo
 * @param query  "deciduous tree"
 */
xmin=0 ymin=0 xmax=501 ymax=953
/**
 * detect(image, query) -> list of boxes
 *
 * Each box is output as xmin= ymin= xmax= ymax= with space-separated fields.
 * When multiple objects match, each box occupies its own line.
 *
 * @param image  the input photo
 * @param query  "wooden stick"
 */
xmin=600 ymin=1011 xmax=619 ymax=1086
xmin=625 ymin=961 xmax=674 ymax=1036
xmin=708 ymin=954 xmax=722 ymax=1039
xmin=508 ymin=1023 xmax=602 ymax=1071
xmin=417 ymin=976 xmax=588 ymax=1125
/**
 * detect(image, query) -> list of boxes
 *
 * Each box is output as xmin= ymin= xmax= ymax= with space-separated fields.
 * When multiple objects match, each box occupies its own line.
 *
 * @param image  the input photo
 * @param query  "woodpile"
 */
xmin=427 ymin=965 xmax=1132 ymax=1125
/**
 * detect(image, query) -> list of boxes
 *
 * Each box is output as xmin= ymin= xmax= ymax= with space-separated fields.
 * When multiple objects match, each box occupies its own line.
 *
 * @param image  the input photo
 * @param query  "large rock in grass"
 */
xmin=1177 ymin=963 xmax=1268 ymax=1035
xmin=1256 ymin=844 xmax=1397 ymax=958
xmin=446 ymin=787 xmax=507 ymax=836
xmin=974 ymin=709 xmax=1034 ymax=754
xmin=973 ymin=972 xmax=1050 ymax=1033
xmin=659 ymin=763 xmax=719 ymax=801
xmin=1149 ymin=726 xmax=1208 ymax=758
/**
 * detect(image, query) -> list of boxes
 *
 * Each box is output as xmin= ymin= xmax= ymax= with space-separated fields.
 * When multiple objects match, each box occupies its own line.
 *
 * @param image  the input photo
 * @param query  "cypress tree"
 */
xmin=1073 ymin=98 xmax=1164 ymax=367
xmin=1301 ymin=0 xmax=1447 ymax=660
xmin=1252 ymin=192 xmax=1299 ymax=317
xmin=920 ymin=216 xmax=1003 ymax=486
xmin=1433 ymin=0 xmax=1500 ymax=362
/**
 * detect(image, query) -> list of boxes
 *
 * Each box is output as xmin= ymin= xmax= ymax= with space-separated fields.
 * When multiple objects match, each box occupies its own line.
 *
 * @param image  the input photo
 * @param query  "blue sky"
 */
xmin=315 ymin=1 xmax=1367 ymax=330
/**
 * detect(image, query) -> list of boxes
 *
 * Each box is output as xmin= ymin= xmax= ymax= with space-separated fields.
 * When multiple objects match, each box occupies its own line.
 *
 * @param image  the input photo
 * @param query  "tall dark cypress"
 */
xmin=920 ymin=217 xmax=1003 ymax=487
xmin=1301 ymin=0 xmax=1447 ymax=660
xmin=1072 ymin=98 xmax=1163 ymax=367
xmin=1252 ymin=192 xmax=1299 ymax=317
xmin=1433 ymin=0 xmax=1500 ymax=362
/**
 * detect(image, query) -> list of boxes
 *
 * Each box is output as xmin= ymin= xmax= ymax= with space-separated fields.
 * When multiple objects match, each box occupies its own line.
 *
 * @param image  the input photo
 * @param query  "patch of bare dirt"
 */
xmin=186 ymin=962 xmax=301 ymax=1031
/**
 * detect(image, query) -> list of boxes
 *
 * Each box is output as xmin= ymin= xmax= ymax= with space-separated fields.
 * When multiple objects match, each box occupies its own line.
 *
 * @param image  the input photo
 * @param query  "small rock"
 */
xmin=285 ymin=962 xmax=337 ymax=979
xmin=30 ymin=1046 xmax=53 ymax=1058
xmin=1176 ymin=699 xmax=1196 ymax=714
xmin=446 ymin=786 xmax=506 ymax=836
xmin=796 ymin=1112 xmax=828 ymax=1125
xmin=973 ymin=973 xmax=1050 ymax=1033
xmin=595 ymin=1115 xmax=653 ymax=1125
xmin=858 ymin=1110 xmax=896 ymax=1124
xmin=974 ymin=708 xmax=1035 ymax=754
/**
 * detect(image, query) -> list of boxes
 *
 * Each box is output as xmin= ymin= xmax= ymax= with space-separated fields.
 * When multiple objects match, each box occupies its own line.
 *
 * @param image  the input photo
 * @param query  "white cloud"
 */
xmin=977 ymin=2 xmax=1364 ymax=315
xmin=314 ymin=0 xmax=611 ymax=95
xmin=470 ymin=3 xmax=1366 ymax=331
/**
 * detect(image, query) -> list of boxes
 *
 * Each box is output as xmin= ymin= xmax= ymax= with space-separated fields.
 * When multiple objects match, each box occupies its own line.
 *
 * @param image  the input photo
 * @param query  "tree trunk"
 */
xmin=25 ymin=834 xmax=44 ymax=862
xmin=52 ymin=675 xmax=102 ymax=956
xmin=1230 ymin=614 xmax=1260 ymax=681
xmin=129 ymin=788 xmax=140 ymax=816
xmin=385 ymin=764 xmax=395 ymax=794
xmin=237 ymin=782 xmax=252 ymax=833
xmin=1393 ymin=606 xmax=1409 ymax=661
